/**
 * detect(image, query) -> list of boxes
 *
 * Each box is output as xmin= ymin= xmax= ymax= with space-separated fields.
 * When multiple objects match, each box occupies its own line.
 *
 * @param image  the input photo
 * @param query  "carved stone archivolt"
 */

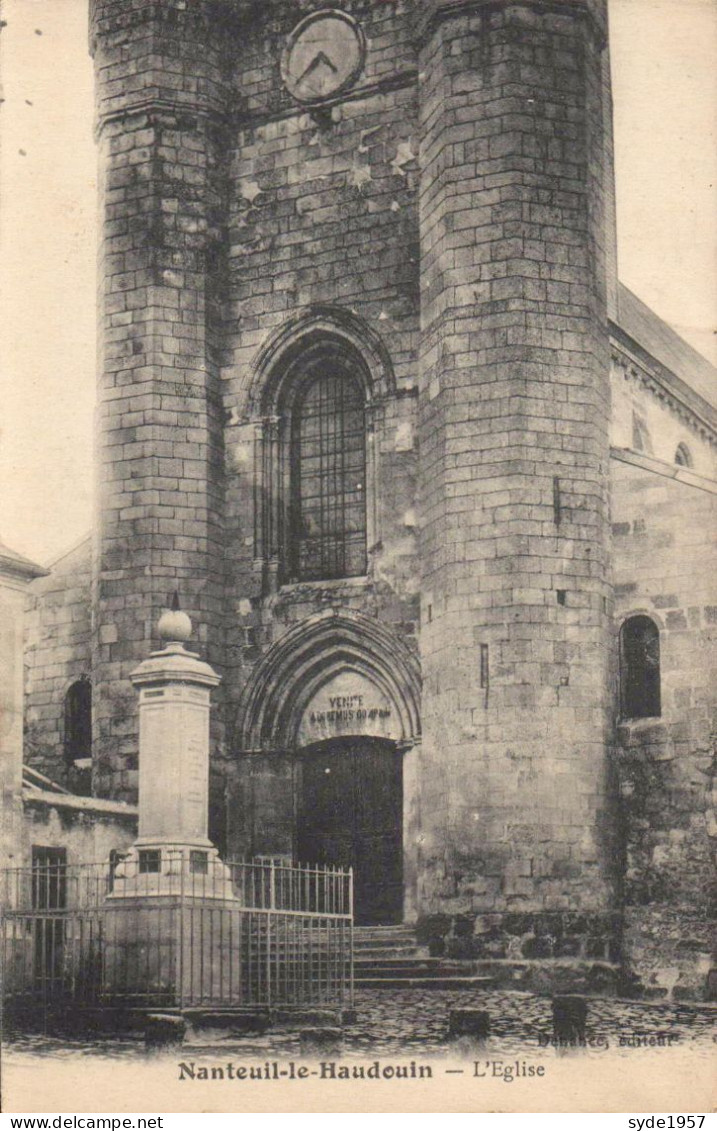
xmin=235 ymin=609 xmax=421 ymax=753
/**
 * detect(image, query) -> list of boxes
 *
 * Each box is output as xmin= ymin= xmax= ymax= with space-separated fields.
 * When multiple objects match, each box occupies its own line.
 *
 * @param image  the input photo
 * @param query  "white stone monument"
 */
xmin=109 ymin=599 xmax=235 ymax=898
xmin=104 ymin=602 xmax=240 ymax=1007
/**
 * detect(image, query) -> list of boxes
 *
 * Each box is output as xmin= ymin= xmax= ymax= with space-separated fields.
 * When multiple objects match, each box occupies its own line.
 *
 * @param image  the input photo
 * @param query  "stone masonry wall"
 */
xmin=90 ymin=0 xmax=235 ymax=802
xmin=218 ymin=1 xmax=422 ymax=856
xmin=18 ymin=796 xmax=136 ymax=871
xmin=611 ymin=451 xmax=716 ymax=1000
xmin=611 ymin=356 xmax=716 ymax=478
xmin=24 ymin=539 xmax=92 ymax=793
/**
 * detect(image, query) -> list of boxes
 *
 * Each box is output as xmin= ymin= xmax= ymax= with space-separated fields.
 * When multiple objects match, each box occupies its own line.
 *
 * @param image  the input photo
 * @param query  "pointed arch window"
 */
xmin=254 ymin=334 xmax=372 ymax=587
xmin=619 ymin=616 xmax=661 ymax=720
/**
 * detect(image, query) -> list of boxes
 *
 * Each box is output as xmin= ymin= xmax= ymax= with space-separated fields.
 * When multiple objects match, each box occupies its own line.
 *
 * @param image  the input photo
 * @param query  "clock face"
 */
xmin=281 ymin=11 xmax=365 ymax=105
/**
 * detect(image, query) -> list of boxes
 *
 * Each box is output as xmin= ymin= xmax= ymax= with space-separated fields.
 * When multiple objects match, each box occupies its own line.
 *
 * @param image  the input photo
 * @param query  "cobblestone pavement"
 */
xmin=6 ymin=989 xmax=716 ymax=1061
xmin=344 ymin=988 xmax=716 ymax=1058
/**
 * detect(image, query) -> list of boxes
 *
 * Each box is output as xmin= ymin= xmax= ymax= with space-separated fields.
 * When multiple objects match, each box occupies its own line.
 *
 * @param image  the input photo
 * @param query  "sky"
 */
xmin=0 ymin=0 xmax=715 ymax=565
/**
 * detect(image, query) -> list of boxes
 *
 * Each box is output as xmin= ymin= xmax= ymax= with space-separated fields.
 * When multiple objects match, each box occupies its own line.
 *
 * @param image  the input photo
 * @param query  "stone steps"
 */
xmin=354 ymin=926 xmax=454 ymax=989
xmin=354 ymin=958 xmax=443 ymax=977
xmin=354 ymin=927 xmax=417 ymax=943
xmin=353 ymin=943 xmax=426 ymax=958
xmin=353 ymin=926 xmax=428 ymax=964
xmin=357 ymin=976 xmax=493 ymax=990
xmin=352 ymin=936 xmax=425 ymax=954
xmin=351 ymin=926 xmax=621 ymax=994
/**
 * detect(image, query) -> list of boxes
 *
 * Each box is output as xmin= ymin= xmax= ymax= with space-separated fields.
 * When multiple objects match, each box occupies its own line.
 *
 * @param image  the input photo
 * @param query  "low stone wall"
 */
xmin=18 ymin=791 xmax=136 ymax=867
xmin=616 ymin=723 xmax=714 ymax=1001
xmin=418 ymin=911 xmax=621 ymax=966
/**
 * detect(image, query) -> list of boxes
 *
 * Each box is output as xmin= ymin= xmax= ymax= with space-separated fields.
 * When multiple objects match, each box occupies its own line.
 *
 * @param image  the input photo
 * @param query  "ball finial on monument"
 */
xmin=157 ymin=591 xmax=192 ymax=645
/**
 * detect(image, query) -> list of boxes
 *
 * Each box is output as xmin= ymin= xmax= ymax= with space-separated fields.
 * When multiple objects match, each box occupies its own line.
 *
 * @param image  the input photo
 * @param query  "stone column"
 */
xmin=0 ymin=539 xmax=47 ymax=873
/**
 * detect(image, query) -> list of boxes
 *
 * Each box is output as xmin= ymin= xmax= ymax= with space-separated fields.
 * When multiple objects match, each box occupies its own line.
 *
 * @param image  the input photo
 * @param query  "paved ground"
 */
xmin=345 ymin=988 xmax=716 ymax=1057
xmin=4 ymin=991 xmax=715 ymax=1114
xmin=6 ymin=987 xmax=716 ymax=1060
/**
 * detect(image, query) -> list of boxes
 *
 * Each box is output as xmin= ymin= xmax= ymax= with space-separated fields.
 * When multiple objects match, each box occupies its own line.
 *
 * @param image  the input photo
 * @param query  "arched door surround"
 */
xmin=236 ymin=609 xmax=421 ymax=754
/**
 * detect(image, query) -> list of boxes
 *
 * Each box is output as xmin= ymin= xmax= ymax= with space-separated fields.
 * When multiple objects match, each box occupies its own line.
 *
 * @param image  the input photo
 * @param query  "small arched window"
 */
xmin=64 ymin=678 xmax=92 ymax=765
xmin=674 ymin=443 xmax=692 ymax=468
xmin=619 ymin=616 xmax=661 ymax=720
xmin=290 ymin=366 xmax=367 ymax=581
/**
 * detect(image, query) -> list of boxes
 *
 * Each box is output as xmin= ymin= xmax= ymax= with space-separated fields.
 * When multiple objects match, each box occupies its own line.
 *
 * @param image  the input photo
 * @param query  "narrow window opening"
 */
xmin=31 ymin=847 xmax=67 ymax=910
xmin=553 ymin=476 xmax=562 ymax=526
xmin=556 ymin=589 xmax=567 ymax=606
xmin=674 ymin=443 xmax=692 ymax=468
xmin=632 ymin=411 xmax=653 ymax=454
xmin=289 ymin=366 xmax=367 ymax=582
xmin=480 ymin=643 xmax=489 ymax=707
xmin=31 ymin=847 xmax=67 ymax=986
xmin=64 ymin=677 xmax=91 ymax=766
xmin=620 ymin=615 xmax=661 ymax=720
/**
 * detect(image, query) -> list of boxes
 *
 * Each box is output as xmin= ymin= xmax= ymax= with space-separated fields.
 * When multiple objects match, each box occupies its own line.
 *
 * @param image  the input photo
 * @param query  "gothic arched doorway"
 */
xmin=233 ymin=610 xmax=421 ymax=924
xmin=297 ymin=736 xmax=403 ymax=925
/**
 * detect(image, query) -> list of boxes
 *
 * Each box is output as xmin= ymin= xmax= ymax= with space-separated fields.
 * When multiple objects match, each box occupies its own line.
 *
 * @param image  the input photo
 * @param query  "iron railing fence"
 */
xmin=1 ymin=853 xmax=353 ymax=1013
xmin=1 ymin=854 xmax=353 ymax=914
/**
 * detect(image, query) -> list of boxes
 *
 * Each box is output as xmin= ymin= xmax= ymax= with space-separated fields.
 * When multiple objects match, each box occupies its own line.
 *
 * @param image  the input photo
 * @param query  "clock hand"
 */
xmin=297 ymin=50 xmax=339 ymax=85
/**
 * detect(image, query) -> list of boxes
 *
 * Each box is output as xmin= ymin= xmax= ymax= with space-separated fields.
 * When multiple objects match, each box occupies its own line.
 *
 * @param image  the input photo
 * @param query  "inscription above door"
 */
xmin=297 ymin=670 xmax=401 ymax=746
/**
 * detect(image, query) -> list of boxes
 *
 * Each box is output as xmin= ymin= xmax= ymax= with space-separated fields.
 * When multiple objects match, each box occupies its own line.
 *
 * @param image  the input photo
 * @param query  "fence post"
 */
xmin=348 ymin=867 xmax=354 ymax=1006
xmin=266 ymin=907 xmax=272 ymax=1009
xmin=178 ymin=849 xmax=185 ymax=1011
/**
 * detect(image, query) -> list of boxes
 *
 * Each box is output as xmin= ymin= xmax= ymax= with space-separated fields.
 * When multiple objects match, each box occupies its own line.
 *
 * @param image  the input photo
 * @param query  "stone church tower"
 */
xmin=416 ymin=0 xmax=615 ymax=928
xmin=87 ymin=0 xmax=620 ymax=952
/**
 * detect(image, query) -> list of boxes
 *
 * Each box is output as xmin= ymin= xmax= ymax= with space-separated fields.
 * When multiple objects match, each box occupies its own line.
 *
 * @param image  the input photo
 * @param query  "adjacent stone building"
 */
xmin=19 ymin=0 xmax=716 ymax=998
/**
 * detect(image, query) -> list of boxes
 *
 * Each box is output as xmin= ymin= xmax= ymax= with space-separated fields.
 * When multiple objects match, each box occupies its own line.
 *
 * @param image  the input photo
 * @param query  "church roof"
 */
xmin=615 ymin=283 xmax=716 ymax=410
xmin=0 ymin=538 xmax=48 ymax=581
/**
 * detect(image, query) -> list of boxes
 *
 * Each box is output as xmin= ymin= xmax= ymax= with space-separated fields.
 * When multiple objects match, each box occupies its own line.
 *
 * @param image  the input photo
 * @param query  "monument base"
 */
xmin=103 ymin=845 xmax=244 ymax=1006
xmin=107 ymin=842 xmax=237 ymax=901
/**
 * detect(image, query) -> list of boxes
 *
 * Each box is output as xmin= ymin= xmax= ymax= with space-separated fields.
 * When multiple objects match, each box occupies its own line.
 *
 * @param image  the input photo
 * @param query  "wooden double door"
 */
xmin=297 ymin=737 xmax=403 ymax=925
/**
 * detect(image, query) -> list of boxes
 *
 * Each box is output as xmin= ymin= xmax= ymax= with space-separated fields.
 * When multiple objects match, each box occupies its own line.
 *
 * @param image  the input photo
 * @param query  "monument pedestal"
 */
xmin=103 ymin=853 xmax=242 ymax=1006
